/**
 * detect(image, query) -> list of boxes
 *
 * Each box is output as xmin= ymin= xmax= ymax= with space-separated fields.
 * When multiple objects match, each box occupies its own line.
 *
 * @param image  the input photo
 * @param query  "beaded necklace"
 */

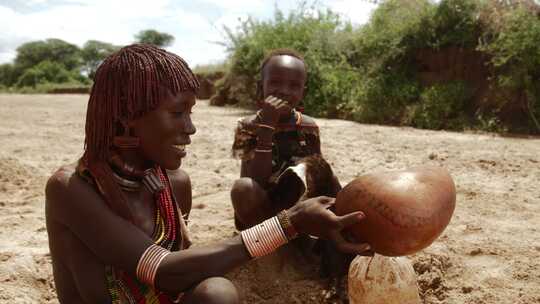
xmin=106 ymin=167 xmax=181 ymax=304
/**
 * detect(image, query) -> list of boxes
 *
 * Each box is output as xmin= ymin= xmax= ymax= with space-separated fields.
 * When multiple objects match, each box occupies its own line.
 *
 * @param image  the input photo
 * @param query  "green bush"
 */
xmin=430 ymin=0 xmax=479 ymax=48
xmin=217 ymin=3 xmax=355 ymax=111
xmin=215 ymin=0 xmax=540 ymax=134
xmin=344 ymin=0 xmax=479 ymax=124
xmin=0 ymin=64 xmax=17 ymax=87
xmin=15 ymin=60 xmax=79 ymax=87
xmin=10 ymin=82 xmax=91 ymax=94
xmin=478 ymin=4 xmax=540 ymax=132
xmin=346 ymin=0 xmax=434 ymax=72
xmin=192 ymin=62 xmax=228 ymax=76
xmin=412 ymin=81 xmax=472 ymax=130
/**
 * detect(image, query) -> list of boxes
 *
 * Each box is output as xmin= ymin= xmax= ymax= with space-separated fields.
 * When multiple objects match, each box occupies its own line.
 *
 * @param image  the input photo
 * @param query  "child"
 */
xmin=231 ymin=49 xmax=343 ymax=230
xmin=45 ymin=44 xmax=370 ymax=304
xmin=230 ymin=49 xmax=366 ymax=300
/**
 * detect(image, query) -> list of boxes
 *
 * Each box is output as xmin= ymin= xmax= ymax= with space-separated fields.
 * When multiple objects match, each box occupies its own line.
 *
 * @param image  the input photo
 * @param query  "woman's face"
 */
xmin=131 ymin=90 xmax=196 ymax=170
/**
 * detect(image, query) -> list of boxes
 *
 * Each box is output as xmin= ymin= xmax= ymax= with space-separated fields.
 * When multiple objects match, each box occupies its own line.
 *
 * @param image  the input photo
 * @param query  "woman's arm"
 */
xmin=45 ymin=169 xmax=252 ymax=293
xmin=46 ymin=169 xmax=369 ymax=294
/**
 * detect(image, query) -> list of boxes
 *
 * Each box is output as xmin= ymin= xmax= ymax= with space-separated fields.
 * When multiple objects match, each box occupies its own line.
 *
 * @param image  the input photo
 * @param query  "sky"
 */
xmin=0 ymin=0 xmax=379 ymax=67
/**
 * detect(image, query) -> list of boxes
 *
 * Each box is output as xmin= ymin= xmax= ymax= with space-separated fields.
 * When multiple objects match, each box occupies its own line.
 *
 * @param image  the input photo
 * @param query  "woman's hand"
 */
xmin=286 ymin=196 xmax=371 ymax=255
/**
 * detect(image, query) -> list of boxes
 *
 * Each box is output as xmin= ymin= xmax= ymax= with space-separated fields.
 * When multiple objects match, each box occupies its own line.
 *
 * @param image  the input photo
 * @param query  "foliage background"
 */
xmin=1 ymin=1 xmax=539 ymax=134
xmin=0 ymin=29 xmax=173 ymax=93
xmin=211 ymin=0 xmax=540 ymax=134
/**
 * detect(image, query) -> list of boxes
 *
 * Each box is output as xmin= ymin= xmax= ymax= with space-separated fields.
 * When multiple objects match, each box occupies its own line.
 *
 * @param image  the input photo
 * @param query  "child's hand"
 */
xmin=286 ymin=196 xmax=371 ymax=255
xmin=259 ymin=95 xmax=292 ymax=126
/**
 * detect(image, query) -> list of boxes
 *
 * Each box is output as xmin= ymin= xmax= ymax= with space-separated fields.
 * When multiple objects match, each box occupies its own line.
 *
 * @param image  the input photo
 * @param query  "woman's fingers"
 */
xmin=336 ymin=211 xmax=365 ymax=228
xmin=315 ymin=196 xmax=334 ymax=207
xmin=330 ymin=232 xmax=372 ymax=255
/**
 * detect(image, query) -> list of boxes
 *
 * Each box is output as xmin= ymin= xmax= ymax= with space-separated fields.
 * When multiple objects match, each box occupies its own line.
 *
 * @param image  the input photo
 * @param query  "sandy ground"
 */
xmin=0 ymin=94 xmax=539 ymax=304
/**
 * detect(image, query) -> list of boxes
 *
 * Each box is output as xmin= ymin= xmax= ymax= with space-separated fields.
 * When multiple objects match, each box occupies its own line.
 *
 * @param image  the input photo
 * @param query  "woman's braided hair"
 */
xmin=84 ymin=44 xmax=199 ymax=161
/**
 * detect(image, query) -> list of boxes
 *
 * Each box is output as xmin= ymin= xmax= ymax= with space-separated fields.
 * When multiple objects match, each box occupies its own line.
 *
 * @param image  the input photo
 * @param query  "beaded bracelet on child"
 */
xmin=135 ymin=211 xmax=299 ymax=286
xmin=254 ymin=123 xmax=274 ymax=154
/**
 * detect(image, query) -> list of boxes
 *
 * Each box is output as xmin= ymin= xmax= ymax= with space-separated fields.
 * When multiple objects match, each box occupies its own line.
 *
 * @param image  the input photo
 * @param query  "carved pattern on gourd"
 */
xmin=352 ymin=182 xmax=432 ymax=229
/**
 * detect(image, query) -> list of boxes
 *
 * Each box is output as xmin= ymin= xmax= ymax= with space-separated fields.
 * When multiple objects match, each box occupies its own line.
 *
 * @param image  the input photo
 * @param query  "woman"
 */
xmin=45 ymin=44 xmax=370 ymax=303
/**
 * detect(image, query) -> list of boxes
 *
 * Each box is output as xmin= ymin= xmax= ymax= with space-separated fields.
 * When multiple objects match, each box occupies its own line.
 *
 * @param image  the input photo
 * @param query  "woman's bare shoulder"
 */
xmin=46 ymin=163 xmax=79 ymax=196
xmin=45 ymin=163 xmax=100 ymax=221
xmin=165 ymin=168 xmax=191 ymax=200
xmin=166 ymin=168 xmax=190 ymax=186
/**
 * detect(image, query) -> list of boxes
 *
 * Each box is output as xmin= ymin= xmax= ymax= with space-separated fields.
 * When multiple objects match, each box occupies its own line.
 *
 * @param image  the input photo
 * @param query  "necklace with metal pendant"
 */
xmin=109 ymin=152 xmax=164 ymax=195
xmin=110 ymin=170 xmax=142 ymax=192
xmin=111 ymin=168 xmax=165 ymax=195
xmin=141 ymin=168 xmax=164 ymax=195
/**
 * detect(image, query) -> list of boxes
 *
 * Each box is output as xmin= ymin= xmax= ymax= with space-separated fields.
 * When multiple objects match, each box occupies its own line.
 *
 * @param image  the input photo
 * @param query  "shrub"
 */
xmin=215 ymin=0 xmax=540 ymax=134
xmin=478 ymin=3 xmax=540 ymax=132
xmin=216 ymin=3 xmax=355 ymax=112
xmin=15 ymin=61 xmax=78 ymax=87
xmin=412 ymin=81 xmax=472 ymax=130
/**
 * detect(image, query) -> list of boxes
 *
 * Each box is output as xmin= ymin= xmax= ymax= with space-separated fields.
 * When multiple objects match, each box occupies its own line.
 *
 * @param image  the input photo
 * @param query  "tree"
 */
xmin=134 ymin=29 xmax=175 ymax=47
xmin=15 ymin=60 xmax=75 ymax=87
xmin=0 ymin=63 xmax=16 ymax=87
xmin=81 ymin=40 xmax=120 ymax=79
xmin=14 ymin=38 xmax=82 ymax=72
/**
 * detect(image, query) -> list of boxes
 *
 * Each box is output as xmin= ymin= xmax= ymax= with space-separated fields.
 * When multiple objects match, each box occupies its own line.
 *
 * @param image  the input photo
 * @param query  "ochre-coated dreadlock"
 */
xmin=84 ymin=44 xmax=200 ymax=162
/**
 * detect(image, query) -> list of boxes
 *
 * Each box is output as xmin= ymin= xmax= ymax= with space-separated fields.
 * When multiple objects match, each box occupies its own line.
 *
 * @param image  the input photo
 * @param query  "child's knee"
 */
xmin=188 ymin=277 xmax=239 ymax=304
xmin=230 ymin=178 xmax=256 ymax=205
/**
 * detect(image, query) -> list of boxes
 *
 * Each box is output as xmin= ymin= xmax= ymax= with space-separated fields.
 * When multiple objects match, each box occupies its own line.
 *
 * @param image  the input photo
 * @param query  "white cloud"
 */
xmin=0 ymin=1 xmax=212 ymax=65
xmin=198 ymin=0 xmax=266 ymax=11
xmin=156 ymin=8 xmax=222 ymax=66
xmin=214 ymin=12 xmax=250 ymax=33
xmin=325 ymin=0 xmax=378 ymax=25
xmin=0 ymin=0 xmax=381 ymax=66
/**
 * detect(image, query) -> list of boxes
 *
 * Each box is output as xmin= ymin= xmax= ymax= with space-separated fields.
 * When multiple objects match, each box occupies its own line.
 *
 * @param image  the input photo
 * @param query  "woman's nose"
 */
xmin=184 ymin=116 xmax=196 ymax=135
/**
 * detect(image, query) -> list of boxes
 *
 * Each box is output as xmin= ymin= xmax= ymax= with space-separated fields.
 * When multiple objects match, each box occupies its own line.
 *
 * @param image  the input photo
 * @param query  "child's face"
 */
xmin=261 ymin=55 xmax=306 ymax=110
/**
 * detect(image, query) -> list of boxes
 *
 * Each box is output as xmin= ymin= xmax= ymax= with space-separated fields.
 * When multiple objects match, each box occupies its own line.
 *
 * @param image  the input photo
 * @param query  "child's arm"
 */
xmin=240 ymin=126 xmax=274 ymax=186
xmin=241 ymin=96 xmax=291 ymax=186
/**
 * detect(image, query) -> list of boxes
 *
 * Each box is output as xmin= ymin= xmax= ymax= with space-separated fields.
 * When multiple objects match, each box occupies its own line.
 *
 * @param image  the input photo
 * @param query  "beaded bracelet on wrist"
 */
xmin=255 ymin=140 xmax=273 ymax=152
xmin=256 ymin=139 xmax=272 ymax=146
xmin=277 ymin=210 xmax=299 ymax=241
xmin=254 ymin=123 xmax=276 ymax=131
xmin=255 ymin=148 xmax=273 ymax=153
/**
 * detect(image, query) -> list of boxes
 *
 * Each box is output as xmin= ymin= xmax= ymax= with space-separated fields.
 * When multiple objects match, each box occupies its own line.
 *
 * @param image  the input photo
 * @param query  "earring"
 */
xmin=113 ymin=120 xmax=140 ymax=148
